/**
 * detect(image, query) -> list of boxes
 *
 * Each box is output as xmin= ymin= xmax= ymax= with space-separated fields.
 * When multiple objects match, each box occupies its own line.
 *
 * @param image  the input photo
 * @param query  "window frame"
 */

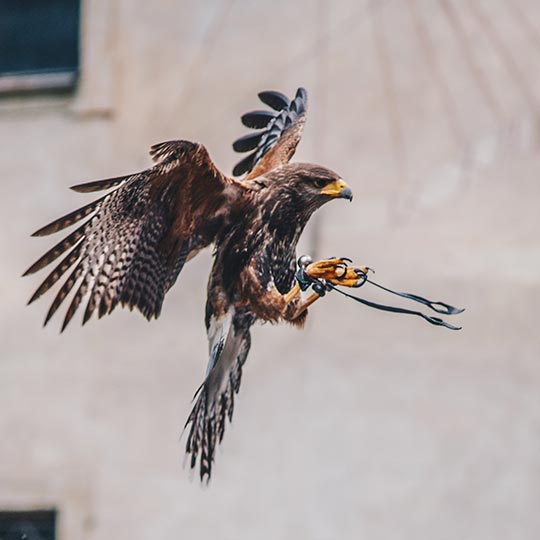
xmin=0 ymin=0 xmax=81 ymax=96
xmin=0 ymin=508 xmax=57 ymax=540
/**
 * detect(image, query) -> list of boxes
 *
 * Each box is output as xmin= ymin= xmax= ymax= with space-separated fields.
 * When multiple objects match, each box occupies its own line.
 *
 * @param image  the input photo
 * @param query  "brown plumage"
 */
xmin=24 ymin=88 xmax=355 ymax=481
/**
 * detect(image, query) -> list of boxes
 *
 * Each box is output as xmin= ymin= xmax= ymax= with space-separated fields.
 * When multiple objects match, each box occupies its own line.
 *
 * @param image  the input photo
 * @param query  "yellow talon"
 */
xmin=305 ymin=258 xmax=370 ymax=288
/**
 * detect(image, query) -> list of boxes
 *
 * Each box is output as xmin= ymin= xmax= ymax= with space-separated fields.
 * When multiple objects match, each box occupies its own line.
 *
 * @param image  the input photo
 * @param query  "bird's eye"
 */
xmin=313 ymin=178 xmax=326 ymax=188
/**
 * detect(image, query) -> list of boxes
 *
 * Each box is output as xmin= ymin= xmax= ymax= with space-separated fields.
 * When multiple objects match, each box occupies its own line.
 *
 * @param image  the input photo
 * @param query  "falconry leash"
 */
xmin=296 ymin=256 xmax=464 ymax=330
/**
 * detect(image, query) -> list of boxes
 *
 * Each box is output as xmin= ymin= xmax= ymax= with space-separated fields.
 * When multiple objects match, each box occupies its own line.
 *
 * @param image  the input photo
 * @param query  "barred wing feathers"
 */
xmin=232 ymin=87 xmax=308 ymax=178
xmin=24 ymin=141 xmax=235 ymax=330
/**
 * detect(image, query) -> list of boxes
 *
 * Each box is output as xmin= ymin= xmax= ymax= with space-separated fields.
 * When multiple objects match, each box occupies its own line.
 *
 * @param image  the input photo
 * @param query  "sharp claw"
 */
xmin=354 ymin=266 xmax=373 ymax=276
xmin=352 ymin=269 xmax=368 ymax=288
xmin=335 ymin=265 xmax=347 ymax=279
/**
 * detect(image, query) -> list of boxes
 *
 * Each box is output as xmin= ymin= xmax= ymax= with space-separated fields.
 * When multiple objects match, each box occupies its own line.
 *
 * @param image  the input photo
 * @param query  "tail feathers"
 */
xmin=185 ymin=329 xmax=250 ymax=482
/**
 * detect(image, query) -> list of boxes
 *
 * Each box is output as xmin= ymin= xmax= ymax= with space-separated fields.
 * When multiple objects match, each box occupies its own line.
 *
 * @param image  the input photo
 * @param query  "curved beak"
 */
xmin=320 ymin=179 xmax=353 ymax=201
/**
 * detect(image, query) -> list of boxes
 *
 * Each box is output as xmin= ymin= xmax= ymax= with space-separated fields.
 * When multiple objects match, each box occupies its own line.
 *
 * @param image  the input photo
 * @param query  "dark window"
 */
xmin=0 ymin=0 xmax=80 ymax=93
xmin=0 ymin=510 xmax=56 ymax=540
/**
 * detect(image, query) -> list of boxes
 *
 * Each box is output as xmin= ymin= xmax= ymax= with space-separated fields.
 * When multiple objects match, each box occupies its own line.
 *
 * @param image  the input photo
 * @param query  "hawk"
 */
xmin=23 ymin=88 xmax=383 ymax=480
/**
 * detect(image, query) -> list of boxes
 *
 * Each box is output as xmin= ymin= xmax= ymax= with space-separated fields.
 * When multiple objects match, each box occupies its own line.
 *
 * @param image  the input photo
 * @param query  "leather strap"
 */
xmin=296 ymin=267 xmax=464 ymax=331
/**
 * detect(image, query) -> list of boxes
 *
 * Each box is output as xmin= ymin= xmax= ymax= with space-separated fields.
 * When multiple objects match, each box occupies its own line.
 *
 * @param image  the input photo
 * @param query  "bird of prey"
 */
xmin=23 ymin=88 xmax=383 ymax=480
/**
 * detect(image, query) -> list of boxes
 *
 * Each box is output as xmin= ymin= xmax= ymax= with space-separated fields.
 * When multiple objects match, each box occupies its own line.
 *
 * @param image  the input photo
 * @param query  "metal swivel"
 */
xmin=297 ymin=254 xmax=313 ymax=269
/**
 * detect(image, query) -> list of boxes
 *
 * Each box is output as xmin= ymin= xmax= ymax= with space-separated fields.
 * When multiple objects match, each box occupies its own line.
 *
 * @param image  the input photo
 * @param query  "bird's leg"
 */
xmin=283 ymin=283 xmax=301 ymax=306
xmin=282 ymin=286 xmax=323 ymax=321
xmin=282 ymin=269 xmax=327 ymax=320
xmin=282 ymin=256 xmax=371 ymax=321
xmin=282 ymin=282 xmax=319 ymax=321
xmin=288 ymin=291 xmax=323 ymax=320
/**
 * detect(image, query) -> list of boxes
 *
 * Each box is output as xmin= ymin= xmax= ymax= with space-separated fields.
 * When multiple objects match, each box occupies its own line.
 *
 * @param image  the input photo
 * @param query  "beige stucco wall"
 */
xmin=1 ymin=1 xmax=539 ymax=538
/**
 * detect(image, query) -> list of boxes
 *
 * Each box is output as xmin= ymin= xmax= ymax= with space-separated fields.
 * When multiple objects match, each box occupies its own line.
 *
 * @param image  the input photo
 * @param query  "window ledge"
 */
xmin=0 ymin=72 xmax=77 ymax=95
xmin=0 ymin=0 xmax=116 ymax=119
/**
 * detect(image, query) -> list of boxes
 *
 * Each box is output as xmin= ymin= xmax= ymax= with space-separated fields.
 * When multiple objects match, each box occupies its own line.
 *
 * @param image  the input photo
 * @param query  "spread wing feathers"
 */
xmin=258 ymin=90 xmax=290 ymax=111
xmin=70 ymin=174 xmax=131 ymax=193
xmin=185 ymin=309 xmax=252 ymax=481
xmin=24 ymin=141 xmax=233 ymax=330
xmin=232 ymin=87 xmax=308 ymax=178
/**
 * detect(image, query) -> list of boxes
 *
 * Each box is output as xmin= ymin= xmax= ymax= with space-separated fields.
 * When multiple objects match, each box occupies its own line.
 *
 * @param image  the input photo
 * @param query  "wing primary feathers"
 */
xmin=258 ymin=90 xmax=290 ymax=111
xmin=31 ymin=195 xmax=106 ymax=237
xmin=27 ymin=240 xmax=83 ymax=304
xmin=232 ymin=132 xmax=264 ymax=153
xmin=292 ymin=87 xmax=308 ymax=113
xmin=240 ymin=110 xmax=276 ymax=129
xmin=232 ymin=152 xmax=256 ymax=177
xmin=70 ymin=175 xmax=130 ymax=193
xmin=62 ymin=274 xmax=91 ymax=332
xmin=44 ymin=260 xmax=84 ymax=326
xmin=232 ymin=87 xmax=308 ymax=177
xmin=23 ymin=220 xmax=91 ymax=276
xmin=82 ymin=272 xmax=102 ymax=326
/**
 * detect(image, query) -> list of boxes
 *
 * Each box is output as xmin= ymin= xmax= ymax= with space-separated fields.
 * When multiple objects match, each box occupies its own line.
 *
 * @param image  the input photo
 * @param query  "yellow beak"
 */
xmin=320 ymin=179 xmax=353 ymax=200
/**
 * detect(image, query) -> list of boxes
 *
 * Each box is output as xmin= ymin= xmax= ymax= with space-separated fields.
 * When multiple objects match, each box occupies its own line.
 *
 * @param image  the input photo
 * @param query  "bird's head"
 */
xmin=264 ymin=163 xmax=353 ymax=216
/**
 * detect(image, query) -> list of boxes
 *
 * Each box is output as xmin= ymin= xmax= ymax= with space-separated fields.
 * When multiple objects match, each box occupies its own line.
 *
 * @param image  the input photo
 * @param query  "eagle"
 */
xmin=23 ymin=88 xmax=387 ymax=480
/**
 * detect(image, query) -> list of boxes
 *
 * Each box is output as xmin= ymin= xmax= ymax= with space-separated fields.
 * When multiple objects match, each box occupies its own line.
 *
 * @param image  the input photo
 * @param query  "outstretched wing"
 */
xmin=232 ymin=87 xmax=308 ymax=179
xmin=24 ymin=141 xmax=239 ymax=330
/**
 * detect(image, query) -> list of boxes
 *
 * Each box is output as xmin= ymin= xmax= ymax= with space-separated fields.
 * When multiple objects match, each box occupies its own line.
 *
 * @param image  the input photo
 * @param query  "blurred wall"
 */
xmin=1 ymin=0 xmax=539 ymax=539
